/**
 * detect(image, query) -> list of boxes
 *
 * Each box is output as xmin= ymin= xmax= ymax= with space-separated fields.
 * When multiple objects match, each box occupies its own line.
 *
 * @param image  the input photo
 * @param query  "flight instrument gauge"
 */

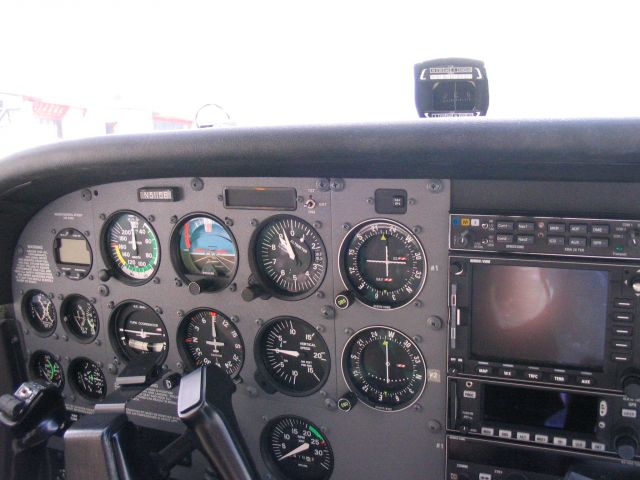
xmin=109 ymin=301 xmax=168 ymax=364
xmin=102 ymin=211 xmax=160 ymax=284
xmin=69 ymin=357 xmax=107 ymax=400
xmin=23 ymin=290 xmax=57 ymax=336
xmin=177 ymin=308 xmax=244 ymax=377
xmin=171 ymin=214 xmax=238 ymax=294
xmin=339 ymin=219 xmax=426 ymax=309
xmin=249 ymin=215 xmax=327 ymax=300
xmin=342 ymin=326 xmax=426 ymax=412
xmin=255 ymin=317 xmax=330 ymax=396
xmin=261 ymin=415 xmax=334 ymax=480
xmin=61 ymin=295 xmax=99 ymax=342
xmin=30 ymin=351 xmax=64 ymax=388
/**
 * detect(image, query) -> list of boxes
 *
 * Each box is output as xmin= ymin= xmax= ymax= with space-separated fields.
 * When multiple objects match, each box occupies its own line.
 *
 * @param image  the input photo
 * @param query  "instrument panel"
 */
xmin=11 ymin=177 xmax=450 ymax=479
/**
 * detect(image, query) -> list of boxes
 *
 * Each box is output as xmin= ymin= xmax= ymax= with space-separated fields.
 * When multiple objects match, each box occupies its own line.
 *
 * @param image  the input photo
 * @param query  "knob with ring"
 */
xmin=628 ymin=229 xmax=640 ymax=248
xmin=622 ymin=372 xmax=640 ymax=401
xmin=453 ymin=230 xmax=471 ymax=248
xmin=614 ymin=428 xmax=639 ymax=460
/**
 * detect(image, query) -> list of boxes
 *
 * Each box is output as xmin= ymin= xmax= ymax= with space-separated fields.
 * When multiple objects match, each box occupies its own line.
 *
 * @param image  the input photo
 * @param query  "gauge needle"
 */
xmin=130 ymin=220 xmax=138 ymax=254
xmin=267 ymin=348 xmax=300 ymax=358
xmin=385 ymin=243 xmax=389 ymax=277
xmin=123 ymin=329 xmax=163 ymax=337
xmin=385 ymin=341 xmax=390 ymax=384
xmin=279 ymin=442 xmax=310 ymax=461
xmin=281 ymin=228 xmax=296 ymax=260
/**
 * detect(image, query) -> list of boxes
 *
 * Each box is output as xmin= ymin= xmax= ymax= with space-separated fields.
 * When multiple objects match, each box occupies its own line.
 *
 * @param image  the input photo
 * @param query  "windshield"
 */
xmin=1 ymin=1 xmax=637 ymax=158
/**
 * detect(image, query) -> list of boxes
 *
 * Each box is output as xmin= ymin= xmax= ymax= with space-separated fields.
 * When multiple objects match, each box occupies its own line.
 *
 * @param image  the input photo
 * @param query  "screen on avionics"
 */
xmin=470 ymin=264 xmax=608 ymax=369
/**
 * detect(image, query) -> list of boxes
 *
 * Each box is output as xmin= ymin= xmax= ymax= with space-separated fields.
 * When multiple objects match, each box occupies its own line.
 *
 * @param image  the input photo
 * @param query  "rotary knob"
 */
xmin=614 ymin=429 xmax=639 ymax=460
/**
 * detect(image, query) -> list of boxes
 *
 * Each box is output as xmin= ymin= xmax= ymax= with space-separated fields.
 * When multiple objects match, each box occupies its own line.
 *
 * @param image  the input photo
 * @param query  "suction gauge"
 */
xmin=23 ymin=290 xmax=57 ymax=336
xmin=102 ymin=211 xmax=160 ymax=284
xmin=171 ymin=214 xmax=238 ymax=293
xmin=340 ymin=219 xmax=426 ymax=309
xmin=61 ymin=295 xmax=99 ymax=343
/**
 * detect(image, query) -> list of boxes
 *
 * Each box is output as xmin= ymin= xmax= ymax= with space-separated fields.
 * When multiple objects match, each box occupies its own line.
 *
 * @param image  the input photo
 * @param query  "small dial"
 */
xmin=178 ymin=308 xmax=244 ymax=376
xmin=61 ymin=295 xmax=99 ymax=342
xmin=342 ymin=326 xmax=426 ymax=412
xmin=110 ymin=301 xmax=168 ymax=364
xmin=30 ymin=351 xmax=64 ymax=388
xmin=340 ymin=219 xmax=427 ymax=309
xmin=255 ymin=317 xmax=330 ymax=396
xmin=103 ymin=211 xmax=160 ymax=284
xmin=69 ymin=357 xmax=107 ymax=400
xmin=261 ymin=416 xmax=334 ymax=480
xmin=172 ymin=214 xmax=238 ymax=292
xmin=23 ymin=291 xmax=57 ymax=336
xmin=251 ymin=215 xmax=327 ymax=299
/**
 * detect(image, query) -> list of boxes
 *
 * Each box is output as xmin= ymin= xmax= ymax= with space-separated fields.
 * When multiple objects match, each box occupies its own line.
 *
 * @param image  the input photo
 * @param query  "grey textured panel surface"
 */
xmin=12 ymin=177 xmax=450 ymax=480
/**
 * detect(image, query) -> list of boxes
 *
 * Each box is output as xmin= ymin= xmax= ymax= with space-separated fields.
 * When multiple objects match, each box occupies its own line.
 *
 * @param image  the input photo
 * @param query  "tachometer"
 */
xmin=342 ymin=326 xmax=426 ymax=412
xmin=177 ymin=308 xmax=244 ymax=376
xmin=109 ymin=301 xmax=168 ymax=364
xmin=68 ymin=357 xmax=107 ymax=400
xmin=61 ymin=294 xmax=99 ymax=343
xmin=171 ymin=214 xmax=238 ymax=293
xmin=102 ymin=211 xmax=160 ymax=284
xmin=255 ymin=317 xmax=330 ymax=396
xmin=339 ymin=219 xmax=426 ymax=309
xmin=22 ymin=290 xmax=57 ymax=336
xmin=250 ymin=215 xmax=327 ymax=300
xmin=261 ymin=416 xmax=334 ymax=480
xmin=30 ymin=351 xmax=64 ymax=388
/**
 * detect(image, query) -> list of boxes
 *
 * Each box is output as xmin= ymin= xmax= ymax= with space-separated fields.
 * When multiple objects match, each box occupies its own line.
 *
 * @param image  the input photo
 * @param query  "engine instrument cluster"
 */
xmin=11 ymin=177 xmax=450 ymax=479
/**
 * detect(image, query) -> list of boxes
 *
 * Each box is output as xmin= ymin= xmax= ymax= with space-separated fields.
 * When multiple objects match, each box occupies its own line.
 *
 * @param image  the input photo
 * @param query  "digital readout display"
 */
xmin=58 ymin=238 xmax=91 ymax=265
xmin=471 ymin=264 xmax=608 ymax=369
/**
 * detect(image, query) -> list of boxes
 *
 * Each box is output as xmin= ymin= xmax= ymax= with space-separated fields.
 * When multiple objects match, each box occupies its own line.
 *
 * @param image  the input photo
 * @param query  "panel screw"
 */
xmin=155 ymin=306 xmax=163 ymax=315
xmin=98 ymin=285 xmax=110 ymax=297
xmin=225 ymin=217 xmax=234 ymax=227
xmin=319 ymin=390 xmax=327 ymax=397
xmin=62 ymin=335 xmax=69 ymax=341
xmin=427 ymin=180 xmax=443 ymax=193
xmin=190 ymin=177 xmax=204 ymax=191
xmin=316 ymin=291 xmax=325 ymax=299
xmin=297 ymin=196 xmax=304 ymax=203
xmin=177 ymin=310 xmax=184 ymax=318
xmin=53 ymin=333 xmax=59 ymax=340
xmin=428 ymin=420 xmax=442 ymax=433
xmin=57 ymin=294 xmax=64 ymax=300
xmin=148 ymin=215 xmax=155 ymax=222
xmin=256 ymin=318 xmax=264 ymax=326
xmin=81 ymin=189 xmax=92 ymax=201
xmin=176 ymin=362 xmax=183 ymax=370
xmin=152 ymin=277 xmax=160 ymax=284
xmin=262 ymin=416 xmax=269 ymax=423
xmin=408 ymin=198 xmax=416 ymax=205
xmin=108 ymin=364 xmax=118 ymax=375
xmin=413 ymin=225 xmax=423 ymax=234
xmin=107 ymin=301 xmax=115 ymax=309
xmin=229 ymin=283 xmax=237 ymax=292
xmin=414 ymin=404 xmax=423 ymax=412
xmin=250 ymin=219 xmax=259 ymax=227
xmin=366 ymin=197 xmax=374 ymax=204
xmin=230 ymin=315 xmax=239 ymax=323
xmin=412 ymin=335 xmax=423 ymax=343
xmin=324 ymin=398 xmax=337 ymax=410
xmin=246 ymin=386 xmax=258 ymax=398
xmin=84 ymin=231 xmax=90 ymax=237
xmin=88 ymin=275 xmax=94 ymax=281
xmin=414 ymin=300 xmax=423 ymax=308
xmin=217 ymin=194 xmax=223 ymax=201
xmin=316 ymin=325 xmax=325 ymax=333
xmin=344 ymin=328 xmax=354 ymax=335
xmin=170 ymin=215 xmax=178 ymax=224
xmin=427 ymin=316 xmax=443 ymax=331
xmin=55 ymin=271 xmax=61 ymax=277
xmin=175 ymin=278 xmax=183 ymax=287
xmin=313 ymin=221 xmax=322 ymax=229
xmin=343 ymin=223 xmax=351 ymax=230
xmin=320 ymin=305 xmax=335 ymax=319
xmin=330 ymin=178 xmax=345 ymax=191
xmin=95 ymin=339 xmax=101 ymax=346
xmin=320 ymin=426 xmax=328 ymax=434
xmin=99 ymin=213 xmax=107 ymax=221
xmin=90 ymin=297 xmax=97 ymax=304
xmin=51 ymin=229 xmax=56 ymax=235
xmin=316 ymin=178 xmax=330 ymax=192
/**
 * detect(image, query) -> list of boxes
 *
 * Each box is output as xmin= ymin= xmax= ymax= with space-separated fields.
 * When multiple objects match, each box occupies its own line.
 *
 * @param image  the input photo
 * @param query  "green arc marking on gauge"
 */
xmin=308 ymin=424 xmax=324 ymax=441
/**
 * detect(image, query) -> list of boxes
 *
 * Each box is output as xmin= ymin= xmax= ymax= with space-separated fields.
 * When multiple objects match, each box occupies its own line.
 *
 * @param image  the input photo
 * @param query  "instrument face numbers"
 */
xmin=178 ymin=308 xmax=244 ymax=376
xmin=261 ymin=415 xmax=334 ymax=480
xmin=30 ymin=351 xmax=64 ymax=388
xmin=255 ymin=317 xmax=330 ymax=396
xmin=343 ymin=326 xmax=427 ymax=411
xmin=253 ymin=215 xmax=327 ymax=299
xmin=340 ymin=219 xmax=427 ymax=309
xmin=62 ymin=295 xmax=99 ymax=342
xmin=69 ymin=357 xmax=107 ymax=400
xmin=104 ymin=211 xmax=160 ymax=283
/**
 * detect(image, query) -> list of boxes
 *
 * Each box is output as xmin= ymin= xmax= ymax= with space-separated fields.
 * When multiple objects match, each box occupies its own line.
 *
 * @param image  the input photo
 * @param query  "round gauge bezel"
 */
xmin=177 ymin=307 xmax=245 ymax=377
xmin=169 ymin=212 xmax=239 ymax=292
xmin=249 ymin=214 xmax=328 ymax=301
xmin=254 ymin=316 xmax=331 ymax=397
xmin=100 ymin=210 xmax=160 ymax=286
xmin=53 ymin=228 xmax=93 ymax=280
xmin=260 ymin=415 xmax=335 ymax=480
xmin=22 ymin=290 xmax=57 ymax=337
xmin=29 ymin=350 xmax=65 ymax=389
xmin=108 ymin=300 xmax=169 ymax=365
xmin=68 ymin=357 xmax=107 ymax=401
xmin=338 ymin=218 xmax=427 ymax=310
xmin=61 ymin=294 xmax=100 ymax=343
xmin=341 ymin=325 xmax=427 ymax=413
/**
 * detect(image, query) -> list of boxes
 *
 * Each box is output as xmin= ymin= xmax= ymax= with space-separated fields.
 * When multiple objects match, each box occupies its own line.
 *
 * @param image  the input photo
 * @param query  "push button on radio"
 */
xmin=548 ymin=223 xmax=566 ymax=233
xmin=547 ymin=236 xmax=565 ymax=246
xmin=475 ymin=366 xmax=492 ymax=375
xmin=499 ymin=368 xmax=516 ymax=378
xmin=516 ymin=222 xmax=534 ymax=232
xmin=516 ymin=235 xmax=534 ymax=245
xmin=569 ymin=237 xmax=587 ymax=247
xmin=614 ymin=299 xmax=634 ymax=309
xmin=577 ymin=376 xmax=594 ymax=386
xmin=569 ymin=224 xmax=588 ymax=234
xmin=614 ymin=313 xmax=633 ymax=322
xmin=551 ymin=374 xmax=568 ymax=383
xmin=524 ymin=371 xmax=542 ymax=381
xmin=497 ymin=221 xmax=514 ymax=231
